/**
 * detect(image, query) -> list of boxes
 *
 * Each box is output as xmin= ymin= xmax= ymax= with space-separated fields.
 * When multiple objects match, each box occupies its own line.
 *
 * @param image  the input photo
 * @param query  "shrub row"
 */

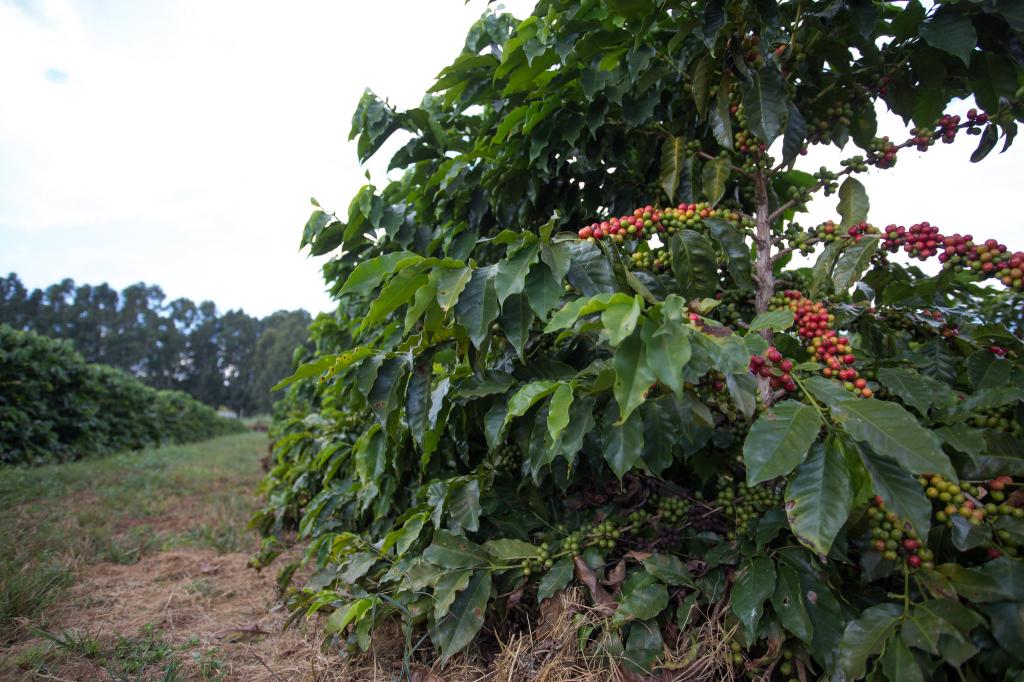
xmin=0 ymin=324 xmax=246 ymax=465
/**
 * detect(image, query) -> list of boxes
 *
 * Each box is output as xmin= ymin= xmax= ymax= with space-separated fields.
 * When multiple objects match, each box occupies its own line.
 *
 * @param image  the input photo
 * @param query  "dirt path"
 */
xmin=0 ymin=433 xmax=348 ymax=681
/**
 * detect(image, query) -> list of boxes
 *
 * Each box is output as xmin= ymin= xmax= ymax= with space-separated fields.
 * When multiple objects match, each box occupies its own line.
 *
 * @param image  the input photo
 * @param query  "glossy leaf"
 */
xmin=837 ymin=603 xmax=902 ymax=680
xmin=431 ymin=570 xmax=492 ymax=664
xmin=670 ymin=230 xmax=718 ymax=300
xmin=785 ymin=441 xmax=853 ymax=558
xmin=831 ymin=398 xmax=956 ymax=479
xmin=730 ymin=556 xmax=776 ymax=639
xmin=742 ymin=400 xmax=822 ymax=486
xmin=837 ymin=177 xmax=870 ymax=229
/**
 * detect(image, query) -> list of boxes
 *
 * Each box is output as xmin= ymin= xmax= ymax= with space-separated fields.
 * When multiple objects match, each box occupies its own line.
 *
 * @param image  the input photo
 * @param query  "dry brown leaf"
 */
xmin=573 ymin=556 xmax=617 ymax=615
xmin=602 ymin=560 xmax=626 ymax=589
xmin=625 ymin=550 xmax=653 ymax=562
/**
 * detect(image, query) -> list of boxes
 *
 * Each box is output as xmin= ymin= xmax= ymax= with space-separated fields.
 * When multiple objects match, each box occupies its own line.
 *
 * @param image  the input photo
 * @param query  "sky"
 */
xmin=0 ymin=1 xmax=1020 ymax=318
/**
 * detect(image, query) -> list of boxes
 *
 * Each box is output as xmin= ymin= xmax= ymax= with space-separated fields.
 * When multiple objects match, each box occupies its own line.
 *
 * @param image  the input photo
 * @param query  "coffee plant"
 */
xmin=254 ymin=1 xmax=1024 ymax=678
xmin=0 ymin=325 xmax=245 ymax=465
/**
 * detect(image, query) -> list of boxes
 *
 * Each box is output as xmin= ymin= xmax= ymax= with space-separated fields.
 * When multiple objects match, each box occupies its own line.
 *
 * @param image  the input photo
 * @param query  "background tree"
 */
xmin=255 ymin=0 xmax=1024 ymax=679
xmin=0 ymin=273 xmax=311 ymax=414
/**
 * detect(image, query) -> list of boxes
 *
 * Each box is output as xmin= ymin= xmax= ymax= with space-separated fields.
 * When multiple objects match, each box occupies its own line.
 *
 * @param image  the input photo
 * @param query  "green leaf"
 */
xmin=742 ymin=400 xmax=822 ymax=486
xmin=340 ymin=251 xmax=420 ymax=297
xmin=833 ymin=235 xmax=879 ymax=292
xmin=810 ymin=240 xmax=845 ymax=298
xmin=701 ymin=156 xmax=731 ymax=205
xmin=982 ymin=601 xmax=1024 ymax=663
xmin=603 ymin=406 xmax=645 ymax=480
xmin=660 ymin=135 xmax=687 ymax=202
xmin=423 ymin=529 xmax=487 ymax=569
xmin=454 ymin=266 xmax=500 ymax=349
xmin=361 ymin=268 xmax=430 ymax=331
xmin=382 ymin=513 xmax=427 ymax=557
xmin=920 ymin=9 xmax=977 ymax=65
xmin=741 ymin=65 xmax=788 ymax=144
xmin=483 ymin=538 xmax=541 ymax=562
xmin=498 ymin=292 xmax=535 ymax=361
xmin=670 ymin=230 xmax=718 ymax=300
xmin=613 ymin=573 xmax=669 ymax=625
xmin=802 ymin=375 xmax=855 ymax=409
xmin=771 ymin=564 xmax=814 ymax=644
xmin=495 ymin=238 xmax=541 ymax=305
xmin=601 ymin=296 xmax=642 ymax=346
xmin=640 ymin=554 xmax=694 ymax=586
xmin=837 ymin=603 xmax=903 ymax=680
xmin=880 ymin=632 xmax=924 ymax=682
xmin=858 ymin=447 xmax=932 ymax=539
xmin=785 ymin=441 xmax=853 ymax=558
xmin=567 ymin=241 xmax=617 ymax=296
xmin=547 ymin=382 xmax=574 ymax=443
xmin=435 ymin=265 xmax=473 ymax=311
xmin=705 ymin=217 xmax=752 ymax=289
xmin=831 ymin=399 xmax=955 ymax=479
xmin=524 ymin=263 xmax=563 ymax=320
xmin=537 ymin=558 xmax=574 ymax=603
xmin=877 ymin=367 xmax=953 ymax=416
xmin=937 ymin=557 xmax=1024 ymax=602
xmin=623 ymin=619 xmax=664 ymax=674
xmin=710 ymin=76 xmax=734 ymax=149
xmin=730 ymin=556 xmax=776 ymax=639
xmin=504 ymin=380 xmax=560 ymax=426
xmin=692 ymin=55 xmax=714 ymax=118
xmin=971 ymin=123 xmax=999 ymax=163
xmin=272 ymin=354 xmax=335 ymax=391
xmin=448 ymin=480 xmax=481 ymax=533
xmin=837 ymin=177 xmax=870 ymax=229
xmin=545 ymin=293 xmax=631 ymax=332
xmin=431 ymin=570 xmax=492 ymax=664
xmin=748 ymin=309 xmax=794 ymax=333
xmin=432 ymin=569 xmax=472 ymax=621
xmin=613 ymin=329 xmax=657 ymax=424
xmin=325 ymin=597 xmax=376 ymax=635
xmin=781 ymin=102 xmax=807 ymax=166
xmin=641 ymin=316 xmax=691 ymax=397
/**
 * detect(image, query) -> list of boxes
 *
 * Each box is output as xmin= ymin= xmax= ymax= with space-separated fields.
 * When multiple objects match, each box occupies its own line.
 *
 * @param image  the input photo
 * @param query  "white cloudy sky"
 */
xmin=0 ymin=0 xmax=1020 ymax=317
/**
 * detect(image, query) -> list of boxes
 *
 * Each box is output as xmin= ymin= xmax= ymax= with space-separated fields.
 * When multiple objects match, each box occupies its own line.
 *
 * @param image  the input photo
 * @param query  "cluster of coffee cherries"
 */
xmin=577 ymin=204 xmax=664 ymax=242
xmin=576 ymin=202 xmax=751 ymax=243
xmin=493 ymin=441 xmax=523 ymax=472
xmin=519 ymin=542 xmax=556 ymax=577
xmin=971 ymin=405 xmax=1023 ymax=438
xmin=867 ymin=496 xmax=932 ymax=568
xmin=589 ymin=519 xmax=621 ymax=550
xmin=867 ymin=136 xmax=900 ymax=168
xmin=880 ymin=223 xmax=1023 ymax=290
xmin=923 ymin=474 xmax=1022 ymax=558
xmin=629 ymin=247 xmax=670 ymax=273
xmin=652 ymin=494 xmax=691 ymax=525
xmin=772 ymin=290 xmax=872 ymax=398
xmin=713 ymin=289 xmax=755 ymax=326
xmin=748 ymin=347 xmax=798 ymax=395
xmin=715 ymin=476 xmax=784 ymax=539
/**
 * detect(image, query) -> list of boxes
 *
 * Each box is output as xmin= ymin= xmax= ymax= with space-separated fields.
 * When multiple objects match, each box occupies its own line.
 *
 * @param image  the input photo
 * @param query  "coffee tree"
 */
xmin=254 ymin=0 xmax=1024 ymax=678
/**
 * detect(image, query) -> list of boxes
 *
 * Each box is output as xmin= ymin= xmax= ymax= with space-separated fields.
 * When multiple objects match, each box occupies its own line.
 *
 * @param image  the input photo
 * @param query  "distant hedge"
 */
xmin=0 ymin=324 xmax=246 ymax=465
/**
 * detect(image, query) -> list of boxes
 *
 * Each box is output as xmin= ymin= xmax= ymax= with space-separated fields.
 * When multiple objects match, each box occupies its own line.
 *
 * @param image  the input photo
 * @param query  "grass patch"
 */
xmin=20 ymin=624 xmax=227 ymax=681
xmin=0 ymin=432 xmax=267 ymax=641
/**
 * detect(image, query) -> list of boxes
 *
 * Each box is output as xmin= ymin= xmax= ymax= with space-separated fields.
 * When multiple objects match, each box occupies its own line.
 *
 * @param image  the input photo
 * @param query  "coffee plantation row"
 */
xmin=254 ymin=1 xmax=1024 ymax=679
xmin=0 ymin=325 xmax=245 ymax=465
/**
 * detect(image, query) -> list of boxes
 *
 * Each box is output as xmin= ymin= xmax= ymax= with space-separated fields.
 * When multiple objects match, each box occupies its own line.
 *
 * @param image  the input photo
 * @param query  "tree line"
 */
xmin=0 ymin=273 xmax=311 ymax=416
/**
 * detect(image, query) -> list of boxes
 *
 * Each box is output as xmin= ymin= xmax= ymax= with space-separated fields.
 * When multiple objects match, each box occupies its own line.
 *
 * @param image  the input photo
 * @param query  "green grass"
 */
xmin=17 ymin=625 xmax=227 ymax=681
xmin=0 ymin=432 xmax=268 ymax=642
